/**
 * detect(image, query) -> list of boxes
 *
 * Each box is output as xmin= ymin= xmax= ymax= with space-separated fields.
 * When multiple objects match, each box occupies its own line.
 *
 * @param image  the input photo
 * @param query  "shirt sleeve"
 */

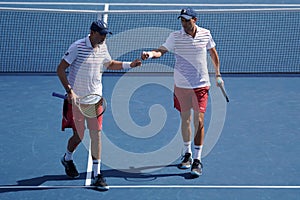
xmin=162 ymin=32 xmax=175 ymax=52
xmin=102 ymin=44 xmax=112 ymax=70
xmin=62 ymin=43 xmax=77 ymax=64
xmin=206 ymin=33 xmax=216 ymax=50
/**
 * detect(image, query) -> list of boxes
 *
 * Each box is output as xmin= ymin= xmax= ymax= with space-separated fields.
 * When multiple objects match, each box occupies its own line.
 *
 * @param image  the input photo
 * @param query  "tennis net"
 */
xmin=0 ymin=4 xmax=299 ymax=74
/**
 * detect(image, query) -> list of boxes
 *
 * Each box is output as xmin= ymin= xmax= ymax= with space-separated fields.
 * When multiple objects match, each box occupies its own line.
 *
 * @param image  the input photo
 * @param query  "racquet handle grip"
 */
xmin=219 ymin=85 xmax=229 ymax=102
xmin=52 ymin=92 xmax=67 ymax=99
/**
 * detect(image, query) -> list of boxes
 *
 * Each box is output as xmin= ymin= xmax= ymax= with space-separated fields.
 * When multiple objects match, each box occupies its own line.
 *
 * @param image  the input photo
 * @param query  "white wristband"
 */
xmin=122 ymin=62 xmax=131 ymax=69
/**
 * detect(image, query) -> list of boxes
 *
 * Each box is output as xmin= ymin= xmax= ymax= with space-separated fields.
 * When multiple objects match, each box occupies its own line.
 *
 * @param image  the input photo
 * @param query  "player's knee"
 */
xmin=180 ymin=111 xmax=192 ymax=124
xmin=181 ymin=117 xmax=192 ymax=126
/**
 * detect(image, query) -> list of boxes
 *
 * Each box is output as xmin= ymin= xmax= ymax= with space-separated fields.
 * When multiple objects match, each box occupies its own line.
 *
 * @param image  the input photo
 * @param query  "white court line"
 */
xmin=83 ymin=134 xmax=93 ymax=186
xmin=110 ymin=185 xmax=300 ymax=189
xmin=0 ymin=185 xmax=300 ymax=189
xmin=84 ymin=148 xmax=92 ymax=186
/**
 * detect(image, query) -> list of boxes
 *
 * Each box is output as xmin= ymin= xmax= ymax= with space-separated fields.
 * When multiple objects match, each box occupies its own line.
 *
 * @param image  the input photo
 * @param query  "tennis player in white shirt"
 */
xmin=141 ymin=7 xmax=224 ymax=177
xmin=57 ymin=19 xmax=141 ymax=190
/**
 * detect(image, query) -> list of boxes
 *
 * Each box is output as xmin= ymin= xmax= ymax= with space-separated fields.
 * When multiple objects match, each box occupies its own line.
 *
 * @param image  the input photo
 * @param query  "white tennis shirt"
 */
xmin=63 ymin=36 xmax=112 ymax=97
xmin=162 ymin=25 xmax=216 ymax=88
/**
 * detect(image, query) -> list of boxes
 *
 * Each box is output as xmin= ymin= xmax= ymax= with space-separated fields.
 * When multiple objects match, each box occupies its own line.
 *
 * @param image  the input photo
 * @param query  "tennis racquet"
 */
xmin=52 ymin=92 xmax=107 ymax=118
xmin=218 ymin=83 xmax=229 ymax=102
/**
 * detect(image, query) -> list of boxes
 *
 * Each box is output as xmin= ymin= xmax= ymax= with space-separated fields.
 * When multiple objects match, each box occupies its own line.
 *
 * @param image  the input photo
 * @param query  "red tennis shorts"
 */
xmin=61 ymin=100 xmax=103 ymax=133
xmin=174 ymin=86 xmax=210 ymax=113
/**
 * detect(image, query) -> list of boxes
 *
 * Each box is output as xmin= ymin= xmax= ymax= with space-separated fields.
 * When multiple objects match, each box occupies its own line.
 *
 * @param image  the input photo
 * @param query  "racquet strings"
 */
xmin=77 ymin=95 xmax=106 ymax=118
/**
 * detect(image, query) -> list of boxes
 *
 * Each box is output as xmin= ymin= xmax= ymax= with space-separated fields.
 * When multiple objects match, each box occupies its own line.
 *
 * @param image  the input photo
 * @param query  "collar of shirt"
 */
xmin=85 ymin=35 xmax=93 ymax=48
xmin=85 ymin=35 xmax=102 ymax=49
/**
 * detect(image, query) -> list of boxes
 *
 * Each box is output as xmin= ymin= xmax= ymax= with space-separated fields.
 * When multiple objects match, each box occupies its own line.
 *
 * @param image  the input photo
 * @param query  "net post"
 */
xmin=103 ymin=3 xmax=110 ymax=23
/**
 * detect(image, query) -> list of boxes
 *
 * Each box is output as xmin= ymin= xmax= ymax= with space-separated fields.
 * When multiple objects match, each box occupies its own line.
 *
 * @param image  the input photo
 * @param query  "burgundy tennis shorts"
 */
xmin=174 ymin=86 xmax=209 ymax=113
xmin=61 ymin=102 xmax=103 ymax=133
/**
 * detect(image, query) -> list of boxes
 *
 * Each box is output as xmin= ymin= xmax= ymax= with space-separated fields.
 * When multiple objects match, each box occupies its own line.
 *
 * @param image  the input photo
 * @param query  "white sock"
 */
xmin=93 ymin=160 xmax=101 ymax=178
xmin=183 ymin=141 xmax=192 ymax=154
xmin=193 ymin=145 xmax=203 ymax=162
xmin=64 ymin=150 xmax=73 ymax=161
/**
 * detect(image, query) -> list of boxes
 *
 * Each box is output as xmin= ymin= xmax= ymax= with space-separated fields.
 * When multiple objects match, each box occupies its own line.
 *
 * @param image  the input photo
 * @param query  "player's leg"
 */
xmin=190 ymin=87 xmax=209 ymax=177
xmin=193 ymin=111 xmax=204 ymax=168
xmin=61 ymin=104 xmax=85 ymax=178
xmin=88 ymin=116 xmax=109 ymax=191
xmin=89 ymin=130 xmax=101 ymax=176
xmin=178 ymin=110 xmax=193 ymax=169
xmin=174 ymin=86 xmax=193 ymax=169
xmin=181 ymin=110 xmax=193 ymax=146
xmin=190 ymin=113 xmax=205 ymax=177
xmin=193 ymin=111 xmax=204 ymax=150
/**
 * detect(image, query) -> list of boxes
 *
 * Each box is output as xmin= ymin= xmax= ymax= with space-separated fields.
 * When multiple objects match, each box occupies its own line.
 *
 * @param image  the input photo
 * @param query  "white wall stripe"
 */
xmin=0 ymin=2 xmax=300 ymax=7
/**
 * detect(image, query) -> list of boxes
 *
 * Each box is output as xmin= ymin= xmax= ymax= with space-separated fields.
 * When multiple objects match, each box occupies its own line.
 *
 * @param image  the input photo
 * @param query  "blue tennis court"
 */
xmin=1 ymin=1 xmax=300 ymax=199
xmin=1 ymin=74 xmax=300 ymax=199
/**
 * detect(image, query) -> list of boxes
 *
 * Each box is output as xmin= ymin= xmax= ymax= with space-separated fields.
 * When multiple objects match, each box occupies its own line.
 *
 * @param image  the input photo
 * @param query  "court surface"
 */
xmin=0 ymin=74 xmax=300 ymax=200
xmin=1 ymin=0 xmax=300 ymax=199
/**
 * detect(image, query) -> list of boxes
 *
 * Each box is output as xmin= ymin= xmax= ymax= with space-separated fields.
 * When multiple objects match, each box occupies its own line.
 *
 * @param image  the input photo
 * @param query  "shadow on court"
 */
xmin=0 ymin=164 xmax=196 ymax=193
xmin=0 ymin=173 xmax=87 ymax=193
xmin=103 ymin=164 xmax=195 ymax=181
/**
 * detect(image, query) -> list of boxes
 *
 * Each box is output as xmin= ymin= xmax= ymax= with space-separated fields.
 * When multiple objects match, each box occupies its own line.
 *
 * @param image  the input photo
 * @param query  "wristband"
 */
xmin=216 ymin=74 xmax=222 ymax=77
xmin=122 ymin=62 xmax=131 ymax=69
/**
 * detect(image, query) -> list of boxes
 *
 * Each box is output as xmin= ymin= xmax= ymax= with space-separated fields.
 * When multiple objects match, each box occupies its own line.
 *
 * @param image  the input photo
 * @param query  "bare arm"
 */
xmin=56 ymin=59 xmax=72 ymax=92
xmin=105 ymin=59 xmax=142 ymax=70
xmin=209 ymin=47 xmax=220 ymax=76
xmin=209 ymin=47 xmax=224 ymax=86
xmin=141 ymin=46 xmax=168 ymax=60
xmin=56 ymin=59 xmax=75 ymax=101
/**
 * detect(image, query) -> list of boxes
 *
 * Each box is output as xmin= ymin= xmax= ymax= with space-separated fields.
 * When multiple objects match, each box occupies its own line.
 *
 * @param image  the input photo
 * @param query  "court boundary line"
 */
xmin=85 ymin=141 xmax=92 ymax=186
xmin=1 ymin=185 xmax=300 ymax=189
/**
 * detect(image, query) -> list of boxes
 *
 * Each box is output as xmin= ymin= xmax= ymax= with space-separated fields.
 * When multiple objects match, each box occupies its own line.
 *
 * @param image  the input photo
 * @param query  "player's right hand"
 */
xmin=141 ymin=51 xmax=153 ymax=60
xmin=67 ymin=90 xmax=77 ymax=104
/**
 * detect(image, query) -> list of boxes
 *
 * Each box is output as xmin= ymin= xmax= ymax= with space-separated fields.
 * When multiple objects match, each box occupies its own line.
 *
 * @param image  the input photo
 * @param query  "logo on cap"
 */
xmin=178 ymin=7 xmax=197 ymax=20
xmin=181 ymin=9 xmax=187 ymax=14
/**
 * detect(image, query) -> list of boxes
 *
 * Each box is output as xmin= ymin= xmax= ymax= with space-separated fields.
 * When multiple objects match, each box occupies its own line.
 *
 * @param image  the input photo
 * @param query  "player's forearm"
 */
xmin=106 ymin=59 xmax=142 ymax=70
xmin=57 ymin=71 xmax=71 ymax=92
xmin=214 ymin=64 xmax=221 ymax=77
xmin=209 ymin=48 xmax=221 ymax=76
xmin=142 ymin=46 xmax=168 ymax=60
xmin=56 ymin=61 xmax=72 ymax=92
xmin=106 ymin=60 xmax=123 ymax=70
